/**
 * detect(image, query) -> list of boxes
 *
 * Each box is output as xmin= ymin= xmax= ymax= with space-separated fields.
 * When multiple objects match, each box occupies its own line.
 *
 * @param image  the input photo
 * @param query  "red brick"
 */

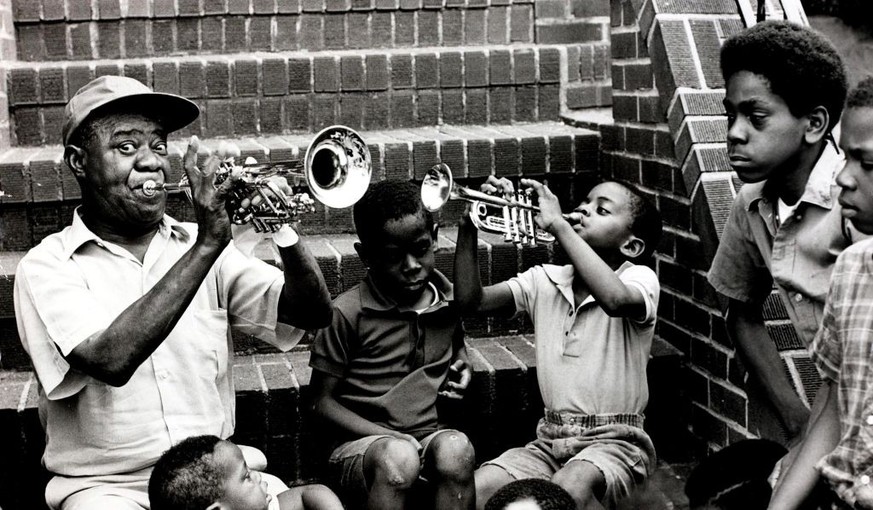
xmin=14 ymin=108 xmax=42 ymax=145
xmin=312 ymin=94 xmax=337 ymax=128
xmin=417 ymin=89 xmax=439 ymax=125
xmin=9 ymin=68 xmax=38 ymax=106
xmin=464 ymin=9 xmax=486 ymax=44
xmin=514 ymin=86 xmax=536 ymax=122
xmin=153 ymin=61 xmax=180 ymax=94
xmin=489 ymin=49 xmax=512 ymax=85
xmin=28 ymin=150 xmax=62 ymax=202
xmin=253 ymin=0 xmax=278 ymax=12
xmin=68 ymin=23 xmax=93 ymax=59
xmin=250 ymin=16 xmax=273 ymax=50
xmin=178 ymin=0 xmax=202 ymax=16
xmin=390 ymin=54 xmax=413 ymax=89
xmin=513 ymin=49 xmax=536 ymax=85
xmin=611 ymin=93 xmax=636 ymax=121
xmin=443 ymin=10 xmax=463 ymax=45
xmin=415 ymin=52 xmax=438 ymax=89
xmin=347 ymin=12 xmax=370 ymax=48
xmin=535 ymin=0 xmax=565 ymax=17
xmin=260 ymin=97 xmax=284 ymax=134
xmin=95 ymin=63 xmax=122 ymax=78
xmin=326 ymin=0 xmax=349 ymax=11
xmin=384 ymin=142 xmax=412 ymax=180
xmin=467 ymin=138 xmax=493 ymax=178
xmin=206 ymin=100 xmax=234 ymax=137
xmin=487 ymin=6 xmax=508 ymax=44
xmin=97 ymin=21 xmax=123 ymax=58
xmin=263 ymin=57 xmax=289 ymax=96
xmin=232 ymin=58 xmax=259 ymax=97
xmin=375 ymin=0 xmax=397 ymax=9
xmin=275 ymin=14 xmax=299 ymax=50
xmin=153 ymin=0 xmax=177 ymax=16
xmin=301 ymin=0 xmax=323 ymax=11
xmin=370 ymin=11 xmax=392 ymax=46
xmin=152 ymin=20 xmax=176 ymax=54
xmin=623 ymin=62 xmax=654 ymax=90
xmin=203 ymin=0 xmax=225 ymax=13
xmin=176 ymin=17 xmax=200 ymax=52
xmin=365 ymin=54 xmax=388 ymax=91
xmin=539 ymin=47 xmax=560 ymax=83
xmin=16 ymin=25 xmax=45 ymax=60
xmin=288 ymin=57 xmax=312 ymax=92
xmin=206 ymin=59 xmax=231 ymax=98
xmin=442 ymin=89 xmax=464 ymax=124
xmin=465 ymin=88 xmax=487 ymax=124
xmin=490 ymin=88 xmax=513 ymax=124
xmin=43 ymin=23 xmax=67 ymax=59
xmin=124 ymin=19 xmax=149 ymax=58
xmin=363 ymin=91 xmax=390 ymax=130
xmin=339 ymin=93 xmax=365 ymax=129
xmin=509 ymin=4 xmax=533 ymax=42
xmin=395 ymin=11 xmax=414 ymax=45
xmin=123 ymin=63 xmax=149 ymax=86
xmin=66 ymin=65 xmax=93 ymax=98
xmin=179 ymin=60 xmax=206 ymax=98
xmin=566 ymin=45 xmax=580 ymax=82
xmin=493 ymin=136 xmax=520 ymax=176
xmin=464 ymin=50 xmax=488 ymax=87
xmin=340 ymin=55 xmax=364 ymax=91
xmin=298 ymin=14 xmax=323 ymax=50
xmin=351 ymin=0 xmax=374 ymax=9
xmin=418 ymin=10 xmax=439 ymax=46
xmin=224 ymin=15 xmax=246 ymax=50
xmin=436 ymin=51 xmax=461 ymax=89
xmin=13 ymin=0 xmax=40 ymax=21
xmin=536 ymin=19 xmax=603 ymax=44
xmin=313 ymin=56 xmax=338 ymax=92
xmin=538 ymin=85 xmax=559 ymax=120
xmin=228 ymin=0 xmax=251 ymax=13
xmin=547 ymin=134 xmax=573 ymax=173
xmin=285 ymin=95 xmax=311 ymax=131
xmin=390 ymin=91 xmax=415 ymax=128
xmin=232 ymin=98 xmax=259 ymax=135
xmin=43 ymin=106 xmax=65 ymax=144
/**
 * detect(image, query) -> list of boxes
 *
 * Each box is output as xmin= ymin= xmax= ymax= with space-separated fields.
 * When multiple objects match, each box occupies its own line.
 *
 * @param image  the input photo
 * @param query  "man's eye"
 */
xmin=118 ymin=142 xmax=136 ymax=154
xmin=153 ymin=142 xmax=168 ymax=155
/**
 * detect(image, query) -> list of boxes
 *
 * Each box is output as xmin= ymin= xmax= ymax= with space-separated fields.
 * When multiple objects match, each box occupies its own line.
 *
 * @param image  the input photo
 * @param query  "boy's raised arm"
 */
xmin=454 ymin=206 xmax=515 ymax=315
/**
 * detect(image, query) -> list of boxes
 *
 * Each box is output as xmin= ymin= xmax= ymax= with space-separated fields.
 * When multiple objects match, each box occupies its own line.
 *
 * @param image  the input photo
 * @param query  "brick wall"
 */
xmin=0 ymin=0 xmax=14 ymax=150
xmin=598 ymin=0 xmax=819 ymax=452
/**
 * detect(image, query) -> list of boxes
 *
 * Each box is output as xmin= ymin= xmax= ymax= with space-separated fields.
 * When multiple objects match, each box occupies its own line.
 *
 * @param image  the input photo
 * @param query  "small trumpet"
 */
xmin=142 ymin=126 xmax=371 ymax=233
xmin=421 ymin=163 xmax=571 ymax=246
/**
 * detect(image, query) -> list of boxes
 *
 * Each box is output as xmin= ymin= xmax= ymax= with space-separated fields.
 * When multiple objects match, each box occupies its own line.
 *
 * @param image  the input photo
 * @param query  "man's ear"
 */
xmin=803 ymin=105 xmax=830 ymax=145
xmin=620 ymin=235 xmax=645 ymax=260
xmin=64 ymin=145 xmax=87 ymax=180
xmin=354 ymin=241 xmax=370 ymax=268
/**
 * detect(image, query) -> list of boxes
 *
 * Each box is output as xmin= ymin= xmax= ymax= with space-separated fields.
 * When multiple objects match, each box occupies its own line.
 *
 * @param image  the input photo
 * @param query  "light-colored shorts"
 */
xmin=327 ymin=429 xmax=459 ymax=502
xmin=482 ymin=412 xmax=655 ymax=507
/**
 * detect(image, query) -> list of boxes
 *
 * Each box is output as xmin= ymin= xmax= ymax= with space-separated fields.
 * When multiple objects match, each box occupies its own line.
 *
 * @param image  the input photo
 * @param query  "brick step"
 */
xmin=0 ymin=334 xmax=688 ymax=510
xmin=5 ymin=43 xmax=612 ymax=145
xmin=12 ymin=2 xmax=547 ymax=62
xmin=0 ymin=121 xmax=601 ymax=249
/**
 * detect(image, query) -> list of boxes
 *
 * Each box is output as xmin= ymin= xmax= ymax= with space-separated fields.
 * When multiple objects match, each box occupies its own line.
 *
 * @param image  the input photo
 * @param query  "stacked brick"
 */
xmin=593 ymin=0 xmax=817 ymax=453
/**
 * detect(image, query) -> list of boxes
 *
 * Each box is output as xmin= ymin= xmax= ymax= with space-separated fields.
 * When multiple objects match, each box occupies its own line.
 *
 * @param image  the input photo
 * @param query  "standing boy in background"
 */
xmin=309 ymin=180 xmax=476 ymax=510
xmin=768 ymin=76 xmax=873 ymax=510
xmin=707 ymin=20 xmax=853 ymax=443
xmin=456 ymin=177 xmax=662 ymax=510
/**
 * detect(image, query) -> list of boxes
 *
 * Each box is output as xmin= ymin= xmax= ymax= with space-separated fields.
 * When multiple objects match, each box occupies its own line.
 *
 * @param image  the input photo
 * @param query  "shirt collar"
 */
xmin=543 ymin=261 xmax=635 ymax=307
xmin=60 ymin=208 xmax=191 ymax=260
xmin=746 ymin=141 xmax=842 ymax=212
xmin=360 ymin=269 xmax=454 ymax=312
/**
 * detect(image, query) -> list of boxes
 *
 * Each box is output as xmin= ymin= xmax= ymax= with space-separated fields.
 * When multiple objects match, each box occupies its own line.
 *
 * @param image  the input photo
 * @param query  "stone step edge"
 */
xmin=0 ymin=335 xmax=683 ymax=412
xmin=0 ymin=122 xmax=601 ymax=203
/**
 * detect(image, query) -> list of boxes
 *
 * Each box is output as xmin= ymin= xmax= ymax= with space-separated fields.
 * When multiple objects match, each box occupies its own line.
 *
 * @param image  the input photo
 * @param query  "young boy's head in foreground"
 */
xmin=837 ymin=76 xmax=873 ymax=235
xmin=569 ymin=181 xmax=661 ymax=264
xmin=484 ymin=479 xmax=576 ymax=510
xmin=720 ymin=20 xmax=848 ymax=183
xmin=149 ymin=435 xmax=271 ymax=510
xmin=353 ymin=179 xmax=438 ymax=304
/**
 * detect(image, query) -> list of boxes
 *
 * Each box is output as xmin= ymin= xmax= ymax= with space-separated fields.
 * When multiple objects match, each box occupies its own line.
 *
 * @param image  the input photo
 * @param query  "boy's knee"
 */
xmin=552 ymin=462 xmax=604 ymax=503
xmin=430 ymin=432 xmax=476 ymax=481
xmin=367 ymin=438 xmax=422 ymax=488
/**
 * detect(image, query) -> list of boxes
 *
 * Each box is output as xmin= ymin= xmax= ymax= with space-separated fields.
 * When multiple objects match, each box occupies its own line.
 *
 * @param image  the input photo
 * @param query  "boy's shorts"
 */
xmin=327 ymin=429 xmax=460 ymax=501
xmin=482 ymin=412 xmax=655 ymax=507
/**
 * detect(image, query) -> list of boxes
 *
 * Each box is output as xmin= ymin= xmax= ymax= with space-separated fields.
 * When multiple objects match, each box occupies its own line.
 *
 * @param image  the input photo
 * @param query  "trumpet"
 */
xmin=142 ymin=125 xmax=371 ymax=232
xmin=421 ymin=163 xmax=571 ymax=246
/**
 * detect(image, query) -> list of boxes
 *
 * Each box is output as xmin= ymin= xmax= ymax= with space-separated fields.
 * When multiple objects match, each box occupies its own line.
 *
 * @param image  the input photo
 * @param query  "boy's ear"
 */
xmin=354 ymin=241 xmax=370 ymax=268
xmin=803 ymin=106 xmax=830 ymax=145
xmin=64 ymin=145 xmax=87 ymax=180
xmin=620 ymin=235 xmax=645 ymax=260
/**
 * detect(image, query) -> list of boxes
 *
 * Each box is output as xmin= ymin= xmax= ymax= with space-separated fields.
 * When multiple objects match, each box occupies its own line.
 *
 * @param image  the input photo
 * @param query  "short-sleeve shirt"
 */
xmin=13 ymin=211 xmax=302 ymax=477
xmin=810 ymin=238 xmax=873 ymax=507
xmin=505 ymin=262 xmax=659 ymax=416
xmin=310 ymin=270 xmax=467 ymax=441
xmin=707 ymin=143 xmax=852 ymax=347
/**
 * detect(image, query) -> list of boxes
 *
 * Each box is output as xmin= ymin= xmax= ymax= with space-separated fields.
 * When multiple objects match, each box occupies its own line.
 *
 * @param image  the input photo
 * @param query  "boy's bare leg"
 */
xmin=423 ymin=432 xmax=477 ymax=510
xmin=474 ymin=465 xmax=516 ymax=510
xmin=362 ymin=437 xmax=421 ymax=510
xmin=553 ymin=461 xmax=606 ymax=510
xmin=276 ymin=484 xmax=344 ymax=510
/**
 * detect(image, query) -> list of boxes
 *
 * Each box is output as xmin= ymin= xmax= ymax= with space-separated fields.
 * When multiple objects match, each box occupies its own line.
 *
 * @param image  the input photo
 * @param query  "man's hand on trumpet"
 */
xmin=183 ymin=135 xmax=237 ymax=250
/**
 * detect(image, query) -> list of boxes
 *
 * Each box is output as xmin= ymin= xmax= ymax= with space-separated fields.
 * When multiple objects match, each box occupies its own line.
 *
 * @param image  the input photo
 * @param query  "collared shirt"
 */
xmin=506 ymin=262 xmax=659 ymax=416
xmin=707 ymin=143 xmax=854 ymax=347
xmin=811 ymin=238 xmax=873 ymax=508
xmin=310 ymin=270 xmax=467 ymax=440
xmin=14 ymin=211 xmax=302 ymax=477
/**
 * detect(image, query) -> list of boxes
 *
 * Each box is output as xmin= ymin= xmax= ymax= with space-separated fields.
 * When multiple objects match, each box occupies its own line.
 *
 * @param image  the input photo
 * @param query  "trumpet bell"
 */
xmin=421 ymin=163 xmax=454 ymax=212
xmin=305 ymin=126 xmax=371 ymax=209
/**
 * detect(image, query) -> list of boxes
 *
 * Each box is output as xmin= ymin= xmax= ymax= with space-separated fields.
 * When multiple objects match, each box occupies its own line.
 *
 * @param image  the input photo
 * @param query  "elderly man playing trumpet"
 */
xmin=13 ymin=76 xmax=334 ymax=510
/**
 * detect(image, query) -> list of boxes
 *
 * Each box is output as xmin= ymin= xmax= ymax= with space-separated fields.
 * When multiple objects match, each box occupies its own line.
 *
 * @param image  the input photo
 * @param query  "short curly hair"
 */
xmin=149 ymin=435 xmax=225 ymax=510
xmin=353 ymin=179 xmax=434 ymax=246
xmin=484 ymin=479 xmax=576 ymax=510
xmin=720 ymin=20 xmax=848 ymax=132
xmin=847 ymin=76 xmax=873 ymax=109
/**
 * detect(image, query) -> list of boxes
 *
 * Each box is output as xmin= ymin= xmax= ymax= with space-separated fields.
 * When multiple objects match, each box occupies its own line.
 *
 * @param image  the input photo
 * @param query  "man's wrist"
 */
xmin=272 ymin=224 xmax=299 ymax=247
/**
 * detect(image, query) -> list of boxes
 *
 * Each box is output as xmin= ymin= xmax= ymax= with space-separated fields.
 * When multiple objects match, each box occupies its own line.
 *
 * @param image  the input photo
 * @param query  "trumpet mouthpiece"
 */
xmin=142 ymin=180 xmax=161 ymax=196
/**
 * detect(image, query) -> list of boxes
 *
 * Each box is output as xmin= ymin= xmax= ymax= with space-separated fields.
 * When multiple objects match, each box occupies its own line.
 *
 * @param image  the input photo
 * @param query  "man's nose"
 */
xmin=134 ymin=148 xmax=163 ymax=171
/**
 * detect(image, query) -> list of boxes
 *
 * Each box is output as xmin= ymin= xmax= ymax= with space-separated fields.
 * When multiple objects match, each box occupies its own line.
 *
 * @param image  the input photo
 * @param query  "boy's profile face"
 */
xmin=836 ymin=106 xmax=873 ymax=234
xmin=360 ymin=212 xmax=437 ymax=305
xmin=570 ymin=182 xmax=639 ymax=257
xmin=211 ymin=441 xmax=271 ymax=510
xmin=723 ymin=71 xmax=809 ymax=183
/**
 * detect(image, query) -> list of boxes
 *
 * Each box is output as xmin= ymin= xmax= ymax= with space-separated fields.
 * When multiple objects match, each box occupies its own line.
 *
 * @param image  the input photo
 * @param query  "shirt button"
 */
xmin=862 ymin=474 xmax=871 ymax=485
xmin=867 ymin=415 xmax=873 ymax=426
xmin=794 ymin=293 xmax=803 ymax=303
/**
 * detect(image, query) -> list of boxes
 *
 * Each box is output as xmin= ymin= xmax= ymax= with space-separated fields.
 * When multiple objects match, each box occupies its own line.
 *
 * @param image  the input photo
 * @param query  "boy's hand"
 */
xmin=520 ymin=179 xmax=564 ymax=233
xmin=480 ymin=175 xmax=515 ymax=199
xmin=438 ymin=360 xmax=472 ymax=400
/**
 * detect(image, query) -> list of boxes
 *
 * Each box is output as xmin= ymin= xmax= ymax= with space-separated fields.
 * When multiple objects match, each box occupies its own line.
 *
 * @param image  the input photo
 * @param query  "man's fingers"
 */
xmin=183 ymin=136 xmax=200 ymax=173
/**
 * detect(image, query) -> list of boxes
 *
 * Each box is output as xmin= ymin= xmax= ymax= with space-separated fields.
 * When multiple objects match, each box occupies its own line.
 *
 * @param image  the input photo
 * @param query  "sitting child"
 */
xmin=309 ymin=180 xmax=476 ymax=510
xmin=768 ymin=77 xmax=873 ymax=510
xmin=485 ymin=479 xmax=576 ymax=510
xmin=455 ymin=177 xmax=662 ymax=509
xmin=148 ymin=435 xmax=342 ymax=510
